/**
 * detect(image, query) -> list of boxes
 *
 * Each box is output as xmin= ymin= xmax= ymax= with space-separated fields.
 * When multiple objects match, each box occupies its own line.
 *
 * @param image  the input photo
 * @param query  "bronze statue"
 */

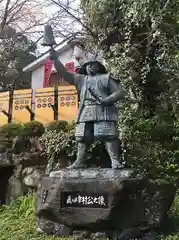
xmin=50 ymin=50 xmax=125 ymax=169
xmin=43 ymin=25 xmax=125 ymax=169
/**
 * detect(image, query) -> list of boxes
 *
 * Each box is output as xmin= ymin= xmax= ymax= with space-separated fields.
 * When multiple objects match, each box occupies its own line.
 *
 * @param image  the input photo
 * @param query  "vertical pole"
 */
xmin=50 ymin=46 xmax=58 ymax=121
xmin=8 ymin=88 xmax=13 ymax=123
xmin=30 ymin=111 xmax=35 ymax=121
xmin=54 ymin=85 xmax=58 ymax=120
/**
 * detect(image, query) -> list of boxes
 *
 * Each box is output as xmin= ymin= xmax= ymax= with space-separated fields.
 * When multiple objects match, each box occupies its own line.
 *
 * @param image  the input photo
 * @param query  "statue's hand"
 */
xmin=49 ymin=49 xmax=58 ymax=61
xmin=101 ymin=98 xmax=110 ymax=105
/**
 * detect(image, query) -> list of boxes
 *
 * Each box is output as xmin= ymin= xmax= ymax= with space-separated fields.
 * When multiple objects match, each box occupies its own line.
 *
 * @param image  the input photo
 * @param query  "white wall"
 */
xmin=30 ymin=45 xmax=105 ymax=94
xmin=31 ymin=47 xmax=74 ymax=93
xmin=31 ymin=65 xmax=44 ymax=110
xmin=31 ymin=65 xmax=44 ymax=90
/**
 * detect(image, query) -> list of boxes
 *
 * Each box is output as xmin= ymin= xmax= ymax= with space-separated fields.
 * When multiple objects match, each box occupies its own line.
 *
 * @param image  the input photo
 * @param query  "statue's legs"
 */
xmin=67 ymin=142 xmax=90 ymax=169
xmin=67 ymin=123 xmax=93 ymax=169
xmin=67 ymin=121 xmax=123 ymax=169
xmin=94 ymin=121 xmax=123 ymax=169
xmin=105 ymin=139 xmax=123 ymax=169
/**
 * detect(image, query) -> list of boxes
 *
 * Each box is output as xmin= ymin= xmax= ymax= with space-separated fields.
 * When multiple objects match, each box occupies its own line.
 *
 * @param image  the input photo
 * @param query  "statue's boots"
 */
xmin=105 ymin=140 xmax=123 ymax=169
xmin=67 ymin=142 xmax=88 ymax=169
xmin=67 ymin=140 xmax=123 ymax=170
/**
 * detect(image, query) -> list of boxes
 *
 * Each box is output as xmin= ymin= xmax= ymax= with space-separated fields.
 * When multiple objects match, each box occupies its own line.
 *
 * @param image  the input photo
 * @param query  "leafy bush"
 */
xmin=0 ymin=123 xmax=23 ymax=138
xmin=40 ymin=126 xmax=110 ymax=169
xmin=22 ymin=121 xmax=45 ymax=137
xmin=80 ymin=0 xmax=179 ymax=184
xmin=45 ymin=120 xmax=69 ymax=132
xmin=0 ymin=122 xmax=44 ymax=150
xmin=40 ymin=128 xmax=77 ymax=161
xmin=119 ymin=111 xmax=179 ymax=181
xmin=0 ymin=123 xmax=24 ymax=149
xmin=159 ymin=192 xmax=179 ymax=239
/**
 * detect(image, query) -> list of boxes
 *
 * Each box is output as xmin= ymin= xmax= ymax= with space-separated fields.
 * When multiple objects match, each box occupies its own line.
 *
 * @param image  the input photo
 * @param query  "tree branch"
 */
xmin=1 ymin=0 xmax=11 ymax=30
xmin=50 ymin=0 xmax=98 ymax=39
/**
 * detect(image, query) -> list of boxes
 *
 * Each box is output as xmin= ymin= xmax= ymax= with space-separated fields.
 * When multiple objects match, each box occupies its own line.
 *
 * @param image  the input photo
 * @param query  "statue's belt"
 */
xmin=87 ymin=87 xmax=118 ymax=108
xmin=88 ymin=87 xmax=102 ymax=103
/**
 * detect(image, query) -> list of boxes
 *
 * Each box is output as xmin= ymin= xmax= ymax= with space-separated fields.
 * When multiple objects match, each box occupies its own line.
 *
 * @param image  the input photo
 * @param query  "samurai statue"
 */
xmin=50 ymin=48 xmax=125 ymax=169
xmin=43 ymin=25 xmax=126 ymax=169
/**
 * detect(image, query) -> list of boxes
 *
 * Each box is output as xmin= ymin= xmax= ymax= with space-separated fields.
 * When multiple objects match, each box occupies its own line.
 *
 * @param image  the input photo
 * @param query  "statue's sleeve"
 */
xmin=108 ymin=76 xmax=138 ymax=104
xmin=103 ymin=75 xmax=125 ymax=104
xmin=52 ymin=57 xmax=84 ymax=92
xmin=108 ymin=75 xmax=122 ymax=94
xmin=73 ymin=74 xmax=85 ymax=92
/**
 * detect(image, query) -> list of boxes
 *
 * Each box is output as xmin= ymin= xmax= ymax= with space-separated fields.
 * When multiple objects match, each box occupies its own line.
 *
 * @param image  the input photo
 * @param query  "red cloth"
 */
xmin=44 ymin=59 xmax=81 ymax=87
xmin=64 ymin=61 xmax=75 ymax=72
xmin=43 ymin=59 xmax=53 ymax=87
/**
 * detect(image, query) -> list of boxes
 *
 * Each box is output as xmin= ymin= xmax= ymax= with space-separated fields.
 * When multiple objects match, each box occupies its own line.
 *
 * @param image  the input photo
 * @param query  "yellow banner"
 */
xmin=12 ymin=89 xmax=32 ymax=123
xmin=58 ymin=86 xmax=78 ymax=122
xmin=35 ymin=88 xmax=54 ymax=124
xmin=0 ymin=92 xmax=9 ymax=125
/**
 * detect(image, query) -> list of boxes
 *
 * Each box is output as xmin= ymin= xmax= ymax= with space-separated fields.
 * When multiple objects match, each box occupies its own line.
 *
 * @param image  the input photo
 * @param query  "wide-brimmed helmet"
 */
xmin=78 ymin=60 xmax=107 ymax=75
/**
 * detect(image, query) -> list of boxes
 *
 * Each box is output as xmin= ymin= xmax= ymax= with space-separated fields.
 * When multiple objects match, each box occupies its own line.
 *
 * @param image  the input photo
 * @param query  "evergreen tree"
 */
xmin=0 ymin=26 xmax=37 ymax=90
xmin=80 ymin=0 xmax=179 ymax=179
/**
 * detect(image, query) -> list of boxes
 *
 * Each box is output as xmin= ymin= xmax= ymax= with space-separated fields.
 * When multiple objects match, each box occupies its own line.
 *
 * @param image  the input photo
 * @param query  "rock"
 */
xmin=10 ymin=152 xmax=46 ymax=192
xmin=37 ymin=168 xmax=134 ymax=227
xmin=13 ymin=164 xmax=23 ymax=179
xmin=22 ymin=167 xmax=44 ymax=189
xmin=0 ymin=134 xmax=47 ymax=204
xmin=13 ymin=152 xmax=47 ymax=167
xmin=141 ymin=231 xmax=157 ymax=240
xmin=91 ymin=232 xmax=107 ymax=239
xmin=72 ymin=230 xmax=89 ymax=239
xmin=12 ymin=136 xmax=31 ymax=154
xmin=54 ymin=224 xmax=72 ymax=236
xmin=36 ymin=216 xmax=56 ymax=234
xmin=116 ymin=228 xmax=143 ymax=240
xmin=0 ymin=145 xmax=6 ymax=153
xmin=6 ymin=175 xmax=28 ymax=203
xmin=0 ymin=152 xmax=13 ymax=168
xmin=36 ymin=216 xmax=72 ymax=236
xmin=36 ymin=227 xmax=44 ymax=234
xmin=36 ymin=168 xmax=176 ymax=239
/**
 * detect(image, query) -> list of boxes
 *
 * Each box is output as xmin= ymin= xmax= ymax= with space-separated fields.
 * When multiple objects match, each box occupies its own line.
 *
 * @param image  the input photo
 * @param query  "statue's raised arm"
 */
xmin=42 ymin=24 xmax=83 ymax=89
xmin=49 ymin=49 xmax=83 ymax=90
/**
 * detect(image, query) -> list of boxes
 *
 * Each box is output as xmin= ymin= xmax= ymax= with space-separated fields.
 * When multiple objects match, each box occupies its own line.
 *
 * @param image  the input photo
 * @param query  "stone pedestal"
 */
xmin=36 ymin=168 xmax=176 ymax=239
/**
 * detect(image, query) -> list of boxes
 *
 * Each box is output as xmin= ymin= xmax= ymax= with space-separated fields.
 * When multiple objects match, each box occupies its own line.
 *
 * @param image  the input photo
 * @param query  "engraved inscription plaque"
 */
xmin=61 ymin=192 xmax=108 ymax=208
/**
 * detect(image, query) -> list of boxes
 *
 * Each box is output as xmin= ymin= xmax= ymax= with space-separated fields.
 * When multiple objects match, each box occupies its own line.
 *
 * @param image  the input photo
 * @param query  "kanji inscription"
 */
xmin=61 ymin=192 xmax=108 ymax=209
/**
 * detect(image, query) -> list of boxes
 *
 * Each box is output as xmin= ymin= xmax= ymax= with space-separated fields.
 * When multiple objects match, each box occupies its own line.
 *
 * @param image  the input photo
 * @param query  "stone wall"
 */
xmin=0 ymin=136 xmax=47 ymax=205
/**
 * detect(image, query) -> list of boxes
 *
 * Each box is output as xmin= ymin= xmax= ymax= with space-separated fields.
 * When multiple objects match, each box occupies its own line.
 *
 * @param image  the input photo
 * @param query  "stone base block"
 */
xmin=36 ymin=168 xmax=176 ymax=239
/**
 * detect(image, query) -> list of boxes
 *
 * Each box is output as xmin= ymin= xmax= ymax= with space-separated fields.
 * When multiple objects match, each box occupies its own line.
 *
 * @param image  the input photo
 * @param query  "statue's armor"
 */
xmin=76 ymin=74 xmax=118 ymax=123
xmin=75 ymin=74 xmax=119 ymax=140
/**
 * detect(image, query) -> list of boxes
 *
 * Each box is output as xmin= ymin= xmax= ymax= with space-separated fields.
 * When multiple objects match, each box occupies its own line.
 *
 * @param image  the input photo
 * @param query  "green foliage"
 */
xmin=0 ymin=123 xmax=23 ymax=149
xmin=81 ymin=0 xmax=179 ymax=116
xmin=0 ymin=121 xmax=45 ymax=138
xmin=119 ymin=111 xmax=179 ymax=181
xmin=0 ymin=123 xmax=23 ymax=138
xmin=0 ymin=195 xmax=72 ymax=240
xmin=159 ymin=192 xmax=179 ymax=239
xmin=40 ymin=128 xmax=77 ymax=161
xmin=45 ymin=120 xmax=69 ymax=132
xmin=0 ymin=26 xmax=37 ymax=90
xmin=0 ymin=122 xmax=44 ymax=150
xmin=81 ymin=0 xmax=179 ymax=181
xmin=40 ymin=126 xmax=109 ymax=169
xmin=22 ymin=121 xmax=45 ymax=137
